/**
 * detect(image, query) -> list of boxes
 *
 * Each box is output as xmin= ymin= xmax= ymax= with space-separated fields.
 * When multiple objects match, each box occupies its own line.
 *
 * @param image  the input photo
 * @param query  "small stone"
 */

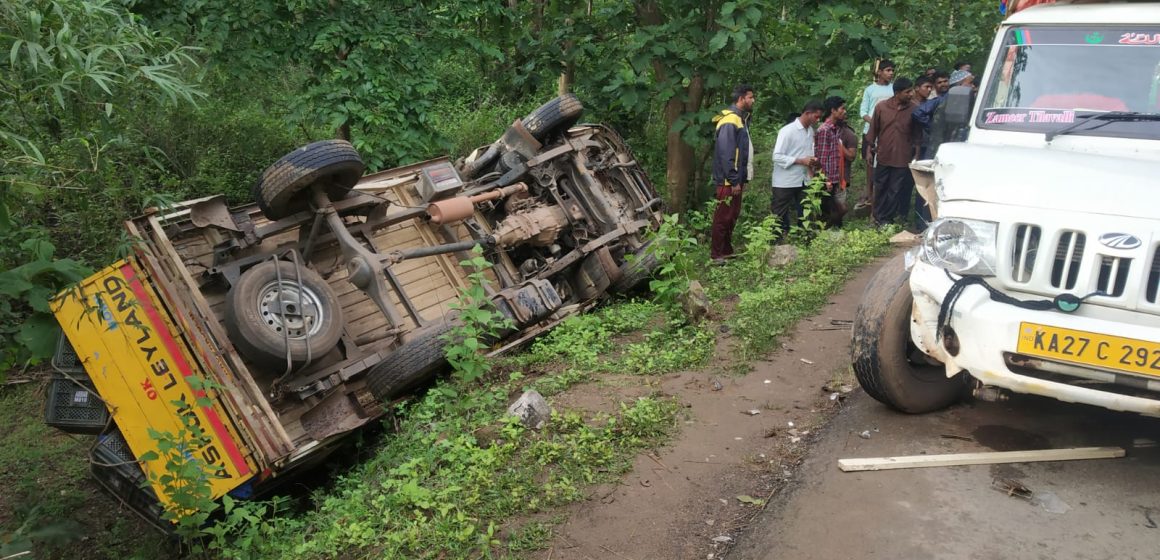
xmin=507 ymin=390 xmax=552 ymax=430
xmin=767 ymin=244 xmax=798 ymax=267
xmin=859 ymin=430 xmax=871 ymax=439
xmin=679 ymin=280 xmax=711 ymax=322
xmin=711 ymin=378 xmax=724 ymax=391
xmin=711 ymin=535 xmax=734 ymax=544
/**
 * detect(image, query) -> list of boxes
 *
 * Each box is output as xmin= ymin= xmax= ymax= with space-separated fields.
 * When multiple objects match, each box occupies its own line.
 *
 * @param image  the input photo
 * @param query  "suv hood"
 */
xmin=934 ymin=143 xmax=1160 ymax=220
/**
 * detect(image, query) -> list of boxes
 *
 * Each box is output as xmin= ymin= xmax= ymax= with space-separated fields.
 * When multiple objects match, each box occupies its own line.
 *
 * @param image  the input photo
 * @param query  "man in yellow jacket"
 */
xmin=710 ymin=84 xmax=755 ymax=263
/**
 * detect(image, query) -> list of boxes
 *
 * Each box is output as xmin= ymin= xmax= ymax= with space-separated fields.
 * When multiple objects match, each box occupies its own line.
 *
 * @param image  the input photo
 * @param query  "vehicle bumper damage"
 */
xmin=909 ymin=260 xmax=1160 ymax=417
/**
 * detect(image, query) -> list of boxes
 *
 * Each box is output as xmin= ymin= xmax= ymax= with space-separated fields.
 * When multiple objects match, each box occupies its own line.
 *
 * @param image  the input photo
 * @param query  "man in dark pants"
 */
xmin=771 ymin=100 xmax=823 ymax=243
xmin=709 ymin=84 xmax=755 ymax=263
xmin=865 ymin=77 xmax=918 ymax=226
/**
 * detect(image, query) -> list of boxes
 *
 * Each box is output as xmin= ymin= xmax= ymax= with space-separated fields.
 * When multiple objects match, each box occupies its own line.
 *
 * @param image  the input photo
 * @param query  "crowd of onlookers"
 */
xmin=708 ymin=60 xmax=977 ymax=263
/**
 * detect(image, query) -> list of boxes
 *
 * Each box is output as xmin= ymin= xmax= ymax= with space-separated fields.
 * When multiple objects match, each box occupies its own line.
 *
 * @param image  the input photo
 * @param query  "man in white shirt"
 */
xmin=771 ymin=100 xmax=823 ymax=243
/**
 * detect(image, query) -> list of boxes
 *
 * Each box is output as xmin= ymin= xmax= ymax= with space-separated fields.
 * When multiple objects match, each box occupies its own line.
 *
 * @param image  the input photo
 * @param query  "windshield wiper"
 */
xmin=1045 ymin=111 xmax=1160 ymax=142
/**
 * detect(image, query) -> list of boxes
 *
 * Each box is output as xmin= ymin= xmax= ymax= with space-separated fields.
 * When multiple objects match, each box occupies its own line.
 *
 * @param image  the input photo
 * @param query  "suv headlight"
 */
xmin=921 ymin=218 xmax=998 ymax=276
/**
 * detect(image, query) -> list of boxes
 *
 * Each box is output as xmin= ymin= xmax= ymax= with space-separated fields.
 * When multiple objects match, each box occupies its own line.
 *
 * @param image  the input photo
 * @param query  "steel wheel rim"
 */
xmin=257 ymin=280 xmax=325 ymax=339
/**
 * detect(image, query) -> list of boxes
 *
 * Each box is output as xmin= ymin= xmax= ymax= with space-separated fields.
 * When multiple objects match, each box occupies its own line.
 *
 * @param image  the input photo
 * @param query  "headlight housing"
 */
xmin=921 ymin=218 xmax=998 ymax=276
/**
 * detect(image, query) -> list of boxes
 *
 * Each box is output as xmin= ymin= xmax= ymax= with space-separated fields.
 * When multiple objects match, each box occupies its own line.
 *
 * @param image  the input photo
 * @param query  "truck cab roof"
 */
xmin=1006 ymin=1 xmax=1160 ymax=24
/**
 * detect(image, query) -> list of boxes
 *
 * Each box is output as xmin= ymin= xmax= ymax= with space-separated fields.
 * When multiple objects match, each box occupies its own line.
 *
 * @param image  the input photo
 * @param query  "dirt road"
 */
xmin=540 ymin=257 xmax=885 ymax=560
xmin=540 ymin=256 xmax=1160 ymax=560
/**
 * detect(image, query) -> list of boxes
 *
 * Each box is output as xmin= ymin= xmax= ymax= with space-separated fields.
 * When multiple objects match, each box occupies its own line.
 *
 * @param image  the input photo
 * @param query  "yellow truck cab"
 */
xmin=47 ymin=96 xmax=663 ymax=526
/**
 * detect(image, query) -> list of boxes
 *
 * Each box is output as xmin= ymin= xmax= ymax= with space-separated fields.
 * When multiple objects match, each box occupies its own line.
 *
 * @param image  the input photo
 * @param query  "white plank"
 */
xmin=838 ymin=446 xmax=1125 ymax=472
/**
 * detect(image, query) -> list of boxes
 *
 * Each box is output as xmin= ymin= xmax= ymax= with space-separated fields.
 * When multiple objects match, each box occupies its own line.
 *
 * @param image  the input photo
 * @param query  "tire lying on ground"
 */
xmin=521 ymin=94 xmax=584 ymax=142
xmin=365 ymin=322 xmax=456 ymax=401
xmin=225 ymin=261 xmax=345 ymax=369
xmin=851 ymin=254 xmax=969 ymax=413
xmin=610 ymin=241 xmax=659 ymax=294
xmin=254 ymin=139 xmax=365 ymax=220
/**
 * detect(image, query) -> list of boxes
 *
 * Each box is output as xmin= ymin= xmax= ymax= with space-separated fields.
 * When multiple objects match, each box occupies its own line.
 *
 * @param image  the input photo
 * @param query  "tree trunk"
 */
xmin=636 ymin=0 xmax=699 ymax=214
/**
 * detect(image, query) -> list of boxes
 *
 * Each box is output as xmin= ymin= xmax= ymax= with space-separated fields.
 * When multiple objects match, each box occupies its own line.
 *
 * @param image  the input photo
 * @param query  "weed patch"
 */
xmin=215 ymin=380 xmax=679 ymax=559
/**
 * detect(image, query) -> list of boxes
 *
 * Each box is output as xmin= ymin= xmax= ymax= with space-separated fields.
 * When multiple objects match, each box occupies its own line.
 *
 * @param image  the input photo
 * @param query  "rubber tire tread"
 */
xmin=611 ymin=242 xmax=660 ymax=294
xmin=365 ymin=322 xmax=455 ymax=401
xmin=851 ymin=254 xmax=967 ymax=414
xmin=521 ymin=94 xmax=584 ymax=142
xmin=224 ymin=261 xmax=344 ymax=369
xmin=254 ymin=140 xmax=364 ymax=220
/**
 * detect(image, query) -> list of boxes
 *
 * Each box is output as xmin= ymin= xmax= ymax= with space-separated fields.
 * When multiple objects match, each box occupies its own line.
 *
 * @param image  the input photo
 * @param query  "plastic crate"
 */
xmin=44 ymin=376 xmax=109 ymax=434
xmin=91 ymin=430 xmax=168 ymax=531
xmin=51 ymin=333 xmax=87 ymax=376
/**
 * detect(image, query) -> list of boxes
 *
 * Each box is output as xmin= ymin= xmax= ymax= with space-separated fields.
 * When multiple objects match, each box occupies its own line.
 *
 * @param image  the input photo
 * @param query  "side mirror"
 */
xmin=944 ymin=86 xmax=973 ymax=127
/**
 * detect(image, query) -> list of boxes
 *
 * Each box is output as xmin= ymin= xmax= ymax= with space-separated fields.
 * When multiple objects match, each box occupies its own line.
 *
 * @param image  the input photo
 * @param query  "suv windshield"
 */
xmin=978 ymin=25 xmax=1160 ymax=139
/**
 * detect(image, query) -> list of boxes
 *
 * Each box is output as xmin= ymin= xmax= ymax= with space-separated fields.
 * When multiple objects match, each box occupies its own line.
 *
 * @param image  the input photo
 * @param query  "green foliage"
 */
xmin=0 ymin=0 xmax=203 ymax=369
xmin=0 ymin=238 xmax=91 ymax=375
xmin=207 ymin=373 xmax=677 ymax=558
xmin=139 ymin=426 xmax=220 ymax=541
xmin=442 ymin=246 xmax=513 ymax=384
xmin=740 ymin=214 xmax=779 ymax=284
xmin=0 ymin=383 xmax=168 ymax=558
xmin=648 ymin=214 xmax=701 ymax=312
xmin=790 ymin=173 xmax=830 ymax=241
xmin=731 ymin=227 xmax=893 ymax=356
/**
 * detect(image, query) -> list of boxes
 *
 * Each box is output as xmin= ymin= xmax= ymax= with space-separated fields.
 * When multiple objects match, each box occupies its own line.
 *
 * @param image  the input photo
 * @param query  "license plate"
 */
xmin=1017 ymin=322 xmax=1160 ymax=378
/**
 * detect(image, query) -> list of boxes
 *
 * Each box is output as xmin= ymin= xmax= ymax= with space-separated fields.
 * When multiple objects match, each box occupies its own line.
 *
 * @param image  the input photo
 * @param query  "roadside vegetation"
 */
xmin=1 ymin=0 xmax=992 ymax=557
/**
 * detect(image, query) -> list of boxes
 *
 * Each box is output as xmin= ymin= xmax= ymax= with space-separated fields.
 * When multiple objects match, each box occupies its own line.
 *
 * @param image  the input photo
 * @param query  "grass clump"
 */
xmin=223 ymin=379 xmax=678 ymax=559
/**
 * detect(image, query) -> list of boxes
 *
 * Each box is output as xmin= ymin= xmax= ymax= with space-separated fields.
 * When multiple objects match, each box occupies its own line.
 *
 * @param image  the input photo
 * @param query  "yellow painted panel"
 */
xmin=52 ymin=259 xmax=256 ymax=507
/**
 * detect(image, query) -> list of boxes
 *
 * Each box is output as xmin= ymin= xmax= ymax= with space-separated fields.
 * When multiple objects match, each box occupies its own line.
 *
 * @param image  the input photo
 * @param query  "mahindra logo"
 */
xmin=1098 ymin=233 xmax=1142 ymax=250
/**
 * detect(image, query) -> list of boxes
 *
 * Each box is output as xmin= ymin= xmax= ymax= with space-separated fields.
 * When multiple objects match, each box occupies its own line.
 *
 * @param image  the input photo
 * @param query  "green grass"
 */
xmin=0 ymin=382 xmax=169 ymax=559
xmin=208 ymin=381 xmax=679 ymax=559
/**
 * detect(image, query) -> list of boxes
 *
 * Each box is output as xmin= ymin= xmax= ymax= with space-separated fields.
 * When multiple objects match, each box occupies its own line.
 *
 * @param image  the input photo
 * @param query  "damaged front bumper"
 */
xmin=908 ymin=259 xmax=1160 ymax=417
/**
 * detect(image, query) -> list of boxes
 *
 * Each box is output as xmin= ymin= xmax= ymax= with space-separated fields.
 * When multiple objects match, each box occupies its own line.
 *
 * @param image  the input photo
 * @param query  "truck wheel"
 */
xmin=225 ymin=261 xmax=344 ymax=368
xmin=851 ymin=254 xmax=967 ymax=413
xmin=366 ymin=323 xmax=454 ymax=401
xmin=254 ymin=140 xmax=365 ymax=220
xmin=611 ymin=242 xmax=659 ymax=294
xmin=522 ymin=94 xmax=584 ymax=142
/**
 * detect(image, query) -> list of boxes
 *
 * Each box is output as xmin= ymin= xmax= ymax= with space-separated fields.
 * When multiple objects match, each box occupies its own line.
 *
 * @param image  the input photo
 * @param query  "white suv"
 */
xmin=852 ymin=1 xmax=1160 ymax=416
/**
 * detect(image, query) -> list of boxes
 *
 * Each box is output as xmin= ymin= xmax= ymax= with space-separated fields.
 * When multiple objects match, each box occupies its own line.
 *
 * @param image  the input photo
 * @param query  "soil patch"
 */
xmin=536 ymin=258 xmax=887 ymax=559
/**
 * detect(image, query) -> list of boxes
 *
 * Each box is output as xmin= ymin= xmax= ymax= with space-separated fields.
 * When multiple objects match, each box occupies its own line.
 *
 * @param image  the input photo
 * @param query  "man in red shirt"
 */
xmin=865 ymin=77 xmax=919 ymax=226
xmin=814 ymin=96 xmax=854 ymax=227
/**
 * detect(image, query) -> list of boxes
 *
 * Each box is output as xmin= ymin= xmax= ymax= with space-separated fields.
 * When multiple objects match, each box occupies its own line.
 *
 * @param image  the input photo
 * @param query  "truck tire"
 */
xmin=225 ymin=261 xmax=344 ymax=369
xmin=611 ymin=242 xmax=659 ymax=294
xmin=365 ymin=323 xmax=454 ymax=401
xmin=254 ymin=140 xmax=365 ymax=220
xmin=522 ymin=94 xmax=584 ymax=142
xmin=851 ymin=254 xmax=967 ymax=413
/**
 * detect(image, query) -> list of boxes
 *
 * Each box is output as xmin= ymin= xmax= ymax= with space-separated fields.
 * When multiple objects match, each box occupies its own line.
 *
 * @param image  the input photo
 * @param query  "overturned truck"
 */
xmin=47 ymin=95 xmax=663 ymax=525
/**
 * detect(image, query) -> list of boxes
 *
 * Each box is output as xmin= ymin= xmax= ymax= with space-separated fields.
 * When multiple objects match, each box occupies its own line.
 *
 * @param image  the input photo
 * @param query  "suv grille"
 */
xmin=1096 ymin=256 xmax=1131 ymax=297
xmin=1050 ymin=231 xmax=1085 ymax=290
xmin=1010 ymin=224 xmax=1041 ymax=284
xmin=1147 ymin=246 xmax=1160 ymax=304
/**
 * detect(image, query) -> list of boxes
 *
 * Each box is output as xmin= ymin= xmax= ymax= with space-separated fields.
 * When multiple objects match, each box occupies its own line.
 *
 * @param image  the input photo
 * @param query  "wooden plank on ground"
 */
xmin=838 ymin=446 xmax=1125 ymax=472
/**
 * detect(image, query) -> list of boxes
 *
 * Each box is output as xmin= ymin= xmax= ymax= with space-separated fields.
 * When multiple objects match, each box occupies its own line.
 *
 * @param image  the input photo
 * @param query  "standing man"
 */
xmin=771 ymin=100 xmax=823 ymax=243
xmin=710 ymin=84 xmax=755 ymax=264
xmin=914 ymin=76 xmax=935 ymax=104
xmin=865 ymin=77 xmax=918 ymax=226
xmin=913 ymin=70 xmax=954 ymax=159
xmin=856 ymin=59 xmax=895 ymax=212
xmin=815 ymin=96 xmax=850 ymax=227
